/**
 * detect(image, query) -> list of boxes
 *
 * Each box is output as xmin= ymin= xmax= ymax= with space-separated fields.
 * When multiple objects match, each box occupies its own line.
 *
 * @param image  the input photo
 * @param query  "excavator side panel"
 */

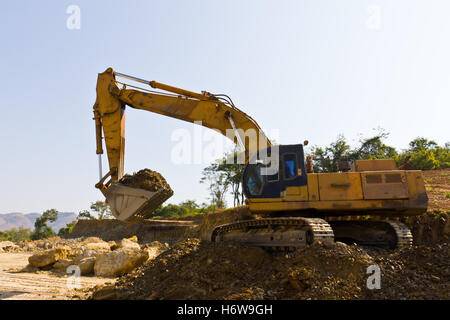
xmin=361 ymin=171 xmax=408 ymax=199
xmin=318 ymin=172 xmax=364 ymax=201
xmin=405 ymin=170 xmax=428 ymax=211
xmin=307 ymin=173 xmax=320 ymax=201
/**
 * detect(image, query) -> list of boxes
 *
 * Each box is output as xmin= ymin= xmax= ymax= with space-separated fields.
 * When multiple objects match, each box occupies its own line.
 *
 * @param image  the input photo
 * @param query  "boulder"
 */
xmin=0 ymin=241 xmax=15 ymax=249
xmin=23 ymin=242 xmax=37 ymax=252
xmin=118 ymin=238 xmax=141 ymax=251
xmin=141 ymin=241 xmax=169 ymax=261
xmin=143 ymin=247 xmax=163 ymax=261
xmin=0 ymin=241 xmax=20 ymax=252
xmin=84 ymin=242 xmax=111 ymax=251
xmin=108 ymin=241 xmax=119 ymax=251
xmin=53 ymin=259 xmax=73 ymax=271
xmin=94 ymin=248 xmax=149 ymax=277
xmin=28 ymin=246 xmax=71 ymax=268
xmin=78 ymin=257 xmax=96 ymax=275
xmin=72 ymin=249 xmax=106 ymax=264
xmin=127 ymin=236 xmax=138 ymax=243
xmin=82 ymin=237 xmax=106 ymax=244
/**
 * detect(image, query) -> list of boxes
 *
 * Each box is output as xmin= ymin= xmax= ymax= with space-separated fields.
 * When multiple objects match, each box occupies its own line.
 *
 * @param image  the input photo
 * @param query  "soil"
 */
xmin=401 ymin=169 xmax=450 ymax=244
xmin=118 ymin=169 xmax=173 ymax=194
xmin=90 ymin=239 xmax=449 ymax=300
xmin=422 ymin=169 xmax=450 ymax=211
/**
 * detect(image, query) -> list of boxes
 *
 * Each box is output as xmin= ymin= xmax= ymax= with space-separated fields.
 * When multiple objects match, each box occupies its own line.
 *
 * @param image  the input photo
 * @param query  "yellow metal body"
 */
xmin=248 ymin=170 xmax=428 ymax=217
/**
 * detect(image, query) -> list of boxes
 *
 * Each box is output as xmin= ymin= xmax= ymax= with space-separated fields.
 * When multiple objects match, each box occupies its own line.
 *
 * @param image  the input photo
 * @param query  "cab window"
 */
xmin=245 ymin=164 xmax=264 ymax=196
xmin=284 ymin=154 xmax=297 ymax=180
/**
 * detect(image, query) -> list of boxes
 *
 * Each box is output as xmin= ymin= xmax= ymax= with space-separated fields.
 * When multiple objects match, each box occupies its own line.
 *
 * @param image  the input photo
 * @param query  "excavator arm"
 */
xmin=93 ymin=67 xmax=271 ymax=221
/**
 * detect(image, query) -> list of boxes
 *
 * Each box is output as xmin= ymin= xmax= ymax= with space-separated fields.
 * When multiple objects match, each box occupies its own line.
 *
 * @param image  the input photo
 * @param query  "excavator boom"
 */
xmin=93 ymin=68 xmax=271 ymax=221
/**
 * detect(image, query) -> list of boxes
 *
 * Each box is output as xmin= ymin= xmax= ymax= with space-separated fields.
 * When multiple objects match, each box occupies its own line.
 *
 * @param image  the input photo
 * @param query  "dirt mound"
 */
xmin=364 ymin=243 xmax=449 ymax=299
xmin=402 ymin=210 xmax=449 ymax=244
xmin=118 ymin=169 xmax=173 ymax=193
xmin=90 ymin=239 xmax=449 ymax=300
xmin=90 ymin=239 xmax=380 ymax=300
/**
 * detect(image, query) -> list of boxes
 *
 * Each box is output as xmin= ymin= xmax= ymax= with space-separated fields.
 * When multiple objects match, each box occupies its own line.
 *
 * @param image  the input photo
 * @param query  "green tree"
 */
xmin=396 ymin=137 xmax=450 ymax=170
xmin=350 ymin=131 xmax=397 ymax=160
xmin=200 ymin=160 xmax=230 ymax=209
xmin=311 ymin=134 xmax=352 ymax=172
xmin=200 ymin=150 xmax=246 ymax=208
xmin=78 ymin=209 xmax=95 ymax=220
xmin=57 ymin=221 xmax=77 ymax=236
xmin=179 ymin=200 xmax=199 ymax=210
xmin=149 ymin=200 xmax=212 ymax=219
xmin=90 ymin=201 xmax=113 ymax=219
xmin=408 ymin=137 xmax=438 ymax=153
xmin=0 ymin=227 xmax=32 ymax=242
xmin=31 ymin=209 xmax=58 ymax=240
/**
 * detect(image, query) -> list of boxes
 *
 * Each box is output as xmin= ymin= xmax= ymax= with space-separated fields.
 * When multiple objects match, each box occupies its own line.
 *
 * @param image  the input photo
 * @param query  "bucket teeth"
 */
xmin=126 ymin=189 xmax=174 ymax=222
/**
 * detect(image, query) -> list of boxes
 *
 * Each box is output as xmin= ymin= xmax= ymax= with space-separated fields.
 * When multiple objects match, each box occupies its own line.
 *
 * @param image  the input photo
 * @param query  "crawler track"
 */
xmin=387 ymin=220 xmax=413 ymax=248
xmin=212 ymin=217 xmax=413 ymax=250
xmin=211 ymin=217 xmax=334 ymax=248
xmin=328 ymin=218 xmax=413 ymax=249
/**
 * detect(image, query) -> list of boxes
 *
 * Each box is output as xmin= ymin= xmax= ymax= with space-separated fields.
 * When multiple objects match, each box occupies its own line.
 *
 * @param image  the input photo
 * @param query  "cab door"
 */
xmin=243 ymin=144 xmax=307 ymax=199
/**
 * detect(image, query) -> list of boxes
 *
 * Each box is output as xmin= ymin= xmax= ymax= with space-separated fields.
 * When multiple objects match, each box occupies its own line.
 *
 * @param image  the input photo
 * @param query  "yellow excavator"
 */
xmin=93 ymin=68 xmax=428 ymax=249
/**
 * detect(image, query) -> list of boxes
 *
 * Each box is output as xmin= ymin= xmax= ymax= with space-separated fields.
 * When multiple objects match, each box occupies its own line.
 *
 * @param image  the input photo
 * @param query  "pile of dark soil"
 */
xmin=85 ymin=238 xmax=433 ymax=300
xmin=90 ymin=238 xmax=449 ymax=300
xmin=402 ymin=210 xmax=449 ymax=244
xmin=118 ymin=169 xmax=173 ymax=194
xmin=364 ymin=243 xmax=449 ymax=299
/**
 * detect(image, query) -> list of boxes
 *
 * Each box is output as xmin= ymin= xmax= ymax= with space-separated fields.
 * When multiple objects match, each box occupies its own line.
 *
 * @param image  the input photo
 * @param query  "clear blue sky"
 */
xmin=0 ymin=0 xmax=449 ymax=214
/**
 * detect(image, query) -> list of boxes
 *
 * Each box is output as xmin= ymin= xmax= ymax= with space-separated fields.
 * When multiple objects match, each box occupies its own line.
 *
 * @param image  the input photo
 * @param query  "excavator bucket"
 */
xmin=105 ymin=183 xmax=173 ymax=223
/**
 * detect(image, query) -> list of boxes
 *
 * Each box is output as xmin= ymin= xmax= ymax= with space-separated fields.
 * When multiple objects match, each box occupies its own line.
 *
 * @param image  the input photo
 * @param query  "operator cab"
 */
xmin=243 ymin=144 xmax=307 ymax=198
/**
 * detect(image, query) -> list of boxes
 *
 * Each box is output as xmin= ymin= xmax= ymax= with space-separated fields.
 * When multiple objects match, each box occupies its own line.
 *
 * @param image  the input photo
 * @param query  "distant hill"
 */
xmin=0 ymin=212 xmax=77 ymax=233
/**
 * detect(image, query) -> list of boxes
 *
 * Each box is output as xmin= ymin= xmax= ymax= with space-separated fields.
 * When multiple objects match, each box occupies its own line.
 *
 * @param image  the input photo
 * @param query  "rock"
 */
xmin=0 ymin=241 xmax=15 ymax=249
xmin=79 ymin=257 xmax=96 ymax=275
xmin=84 ymin=242 xmax=111 ymax=251
xmin=108 ymin=241 xmax=119 ymax=250
xmin=92 ymin=285 xmax=117 ymax=300
xmin=73 ymin=249 xmax=105 ymax=264
xmin=28 ymin=246 xmax=71 ymax=268
xmin=23 ymin=243 xmax=37 ymax=252
xmin=94 ymin=248 xmax=149 ymax=277
xmin=127 ymin=236 xmax=138 ymax=243
xmin=0 ymin=241 xmax=20 ymax=252
xmin=141 ymin=242 xmax=168 ymax=261
xmin=143 ymin=247 xmax=163 ymax=261
xmin=82 ymin=237 xmax=106 ymax=244
xmin=118 ymin=238 xmax=141 ymax=251
xmin=53 ymin=259 xmax=73 ymax=271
